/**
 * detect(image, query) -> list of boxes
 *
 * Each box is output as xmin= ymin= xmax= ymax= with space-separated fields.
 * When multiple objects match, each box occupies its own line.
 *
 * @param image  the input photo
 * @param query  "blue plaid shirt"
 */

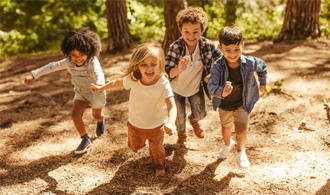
xmin=165 ymin=36 xmax=222 ymax=99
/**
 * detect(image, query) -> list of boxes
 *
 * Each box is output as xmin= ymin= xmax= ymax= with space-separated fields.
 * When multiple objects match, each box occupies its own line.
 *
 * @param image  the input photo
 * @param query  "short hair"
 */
xmin=219 ymin=24 xmax=243 ymax=46
xmin=61 ymin=28 xmax=102 ymax=58
xmin=124 ymin=41 xmax=165 ymax=81
xmin=176 ymin=6 xmax=208 ymax=32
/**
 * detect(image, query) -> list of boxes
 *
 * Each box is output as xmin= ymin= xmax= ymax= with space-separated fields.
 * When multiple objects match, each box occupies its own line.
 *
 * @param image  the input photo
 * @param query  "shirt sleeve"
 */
xmin=252 ymin=57 xmax=267 ymax=86
xmin=89 ymin=57 xmax=105 ymax=84
xmin=32 ymin=58 xmax=70 ymax=79
xmin=165 ymin=42 xmax=181 ymax=77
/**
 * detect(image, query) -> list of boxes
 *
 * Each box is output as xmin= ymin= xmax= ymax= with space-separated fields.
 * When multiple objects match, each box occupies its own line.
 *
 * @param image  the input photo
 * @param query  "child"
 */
xmin=165 ymin=6 xmax=222 ymax=145
xmin=90 ymin=42 xmax=176 ymax=176
xmin=24 ymin=28 xmax=106 ymax=154
xmin=208 ymin=24 xmax=267 ymax=168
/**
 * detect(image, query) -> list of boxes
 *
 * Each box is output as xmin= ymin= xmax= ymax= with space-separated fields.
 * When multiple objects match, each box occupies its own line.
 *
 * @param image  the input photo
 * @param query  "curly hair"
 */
xmin=61 ymin=28 xmax=102 ymax=58
xmin=176 ymin=6 xmax=208 ymax=32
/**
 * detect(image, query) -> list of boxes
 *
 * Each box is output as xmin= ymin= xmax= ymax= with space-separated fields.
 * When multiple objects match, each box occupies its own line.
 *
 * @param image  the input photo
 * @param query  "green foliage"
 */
xmin=0 ymin=0 xmax=107 ymax=56
xmin=204 ymin=1 xmax=226 ymax=39
xmin=127 ymin=0 xmax=165 ymax=43
xmin=320 ymin=0 xmax=330 ymax=37
xmin=1 ymin=0 xmax=329 ymax=56
xmin=235 ymin=0 xmax=285 ymax=41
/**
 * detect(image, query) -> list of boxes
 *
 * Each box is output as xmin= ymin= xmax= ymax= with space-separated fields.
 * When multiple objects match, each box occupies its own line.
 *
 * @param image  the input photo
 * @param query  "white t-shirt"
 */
xmin=123 ymin=75 xmax=174 ymax=129
xmin=170 ymin=43 xmax=203 ymax=97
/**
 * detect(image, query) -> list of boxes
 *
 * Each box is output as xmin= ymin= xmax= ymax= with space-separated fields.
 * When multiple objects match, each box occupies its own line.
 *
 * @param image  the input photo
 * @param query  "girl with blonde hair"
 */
xmin=91 ymin=41 xmax=177 ymax=176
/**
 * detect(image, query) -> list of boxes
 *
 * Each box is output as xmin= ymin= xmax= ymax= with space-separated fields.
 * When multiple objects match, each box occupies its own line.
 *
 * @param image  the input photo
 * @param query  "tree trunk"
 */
xmin=162 ymin=0 xmax=186 ymax=54
xmin=225 ymin=0 xmax=238 ymax=25
xmin=105 ymin=0 xmax=133 ymax=53
xmin=275 ymin=0 xmax=321 ymax=42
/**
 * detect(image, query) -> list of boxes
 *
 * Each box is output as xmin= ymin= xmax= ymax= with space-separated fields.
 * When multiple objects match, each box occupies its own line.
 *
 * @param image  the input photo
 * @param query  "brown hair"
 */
xmin=176 ymin=6 xmax=208 ymax=32
xmin=219 ymin=24 xmax=243 ymax=46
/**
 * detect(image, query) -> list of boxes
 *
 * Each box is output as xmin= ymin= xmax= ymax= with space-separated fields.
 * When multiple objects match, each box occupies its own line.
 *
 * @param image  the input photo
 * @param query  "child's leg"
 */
xmin=174 ymin=93 xmax=187 ymax=133
xmin=232 ymin=107 xmax=249 ymax=152
xmin=72 ymin=100 xmax=89 ymax=136
xmin=127 ymin=122 xmax=147 ymax=152
xmin=188 ymin=88 xmax=207 ymax=138
xmin=174 ymin=93 xmax=188 ymax=145
xmin=92 ymin=108 xmax=105 ymax=136
xmin=147 ymin=126 xmax=166 ymax=174
xmin=234 ymin=122 xmax=247 ymax=152
xmin=92 ymin=108 xmax=104 ymax=122
xmin=218 ymin=109 xmax=234 ymax=145
xmin=233 ymin=107 xmax=250 ymax=168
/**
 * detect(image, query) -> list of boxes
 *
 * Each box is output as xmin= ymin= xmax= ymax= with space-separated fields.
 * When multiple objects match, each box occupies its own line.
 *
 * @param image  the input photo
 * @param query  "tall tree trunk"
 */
xmin=162 ymin=0 xmax=186 ymax=54
xmin=225 ymin=0 xmax=238 ymax=25
xmin=105 ymin=0 xmax=133 ymax=53
xmin=276 ymin=0 xmax=321 ymax=42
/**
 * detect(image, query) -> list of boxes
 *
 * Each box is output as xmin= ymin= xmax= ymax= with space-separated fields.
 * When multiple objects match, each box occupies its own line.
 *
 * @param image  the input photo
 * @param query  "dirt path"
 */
xmin=0 ymin=39 xmax=329 ymax=194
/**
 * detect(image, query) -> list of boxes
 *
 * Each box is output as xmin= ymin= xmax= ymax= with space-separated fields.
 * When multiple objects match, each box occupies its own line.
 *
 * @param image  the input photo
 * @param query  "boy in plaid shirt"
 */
xmin=165 ymin=7 xmax=222 ymax=145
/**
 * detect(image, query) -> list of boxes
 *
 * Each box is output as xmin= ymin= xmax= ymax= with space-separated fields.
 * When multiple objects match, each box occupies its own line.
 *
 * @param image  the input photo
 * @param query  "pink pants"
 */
xmin=127 ymin=122 xmax=166 ymax=170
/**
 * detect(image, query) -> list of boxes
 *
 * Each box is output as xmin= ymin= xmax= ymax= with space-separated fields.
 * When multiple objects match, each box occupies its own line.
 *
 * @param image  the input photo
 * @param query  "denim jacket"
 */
xmin=165 ymin=36 xmax=222 ymax=99
xmin=208 ymin=55 xmax=267 ymax=113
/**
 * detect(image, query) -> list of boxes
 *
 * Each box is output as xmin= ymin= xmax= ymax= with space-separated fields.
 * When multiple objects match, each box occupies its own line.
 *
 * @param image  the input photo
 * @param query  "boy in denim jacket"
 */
xmin=165 ymin=7 xmax=222 ymax=145
xmin=208 ymin=24 xmax=267 ymax=168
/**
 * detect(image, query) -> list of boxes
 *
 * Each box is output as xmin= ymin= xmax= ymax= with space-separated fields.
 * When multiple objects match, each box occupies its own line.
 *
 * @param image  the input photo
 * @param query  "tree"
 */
xmin=105 ymin=0 xmax=133 ymax=53
xmin=225 ymin=0 xmax=238 ymax=25
xmin=276 ymin=0 xmax=321 ymax=42
xmin=162 ymin=0 xmax=186 ymax=54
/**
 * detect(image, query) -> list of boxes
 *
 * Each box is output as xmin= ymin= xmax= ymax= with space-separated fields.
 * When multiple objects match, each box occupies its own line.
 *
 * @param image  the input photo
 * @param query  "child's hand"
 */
xmin=24 ymin=75 xmax=34 ymax=85
xmin=90 ymin=83 xmax=103 ymax=92
xmin=164 ymin=123 xmax=176 ymax=136
xmin=177 ymin=55 xmax=191 ymax=73
xmin=222 ymin=81 xmax=233 ymax=98
xmin=204 ymin=74 xmax=210 ymax=83
xmin=259 ymin=85 xmax=266 ymax=93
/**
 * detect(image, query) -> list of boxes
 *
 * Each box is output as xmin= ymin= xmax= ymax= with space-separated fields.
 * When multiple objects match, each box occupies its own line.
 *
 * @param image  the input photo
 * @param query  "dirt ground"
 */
xmin=0 ymin=38 xmax=330 ymax=195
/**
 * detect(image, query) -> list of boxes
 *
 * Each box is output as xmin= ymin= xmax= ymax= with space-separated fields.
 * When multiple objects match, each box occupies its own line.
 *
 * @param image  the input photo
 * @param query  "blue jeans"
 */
xmin=174 ymin=86 xmax=207 ymax=133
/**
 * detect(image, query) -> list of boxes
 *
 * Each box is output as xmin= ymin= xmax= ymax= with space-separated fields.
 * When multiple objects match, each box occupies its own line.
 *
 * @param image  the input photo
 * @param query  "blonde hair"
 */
xmin=123 ymin=41 xmax=165 ymax=81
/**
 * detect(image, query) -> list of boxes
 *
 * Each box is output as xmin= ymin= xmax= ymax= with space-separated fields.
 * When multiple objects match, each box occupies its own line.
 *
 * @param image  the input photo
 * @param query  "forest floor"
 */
xmin=0 ymin=38 xmax=330 ymax=195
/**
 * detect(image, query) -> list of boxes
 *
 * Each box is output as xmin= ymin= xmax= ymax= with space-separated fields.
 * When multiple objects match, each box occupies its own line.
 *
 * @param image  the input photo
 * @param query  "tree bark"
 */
xmin=225 ymin=0 xmax=238 ymax=25
xmin=105 ymin=0 xmax=133 ymax=53
xmin=162 ymin=0 xmax=186 ymax=54
xmin=276 ymin=0 xmax=321 ymax=42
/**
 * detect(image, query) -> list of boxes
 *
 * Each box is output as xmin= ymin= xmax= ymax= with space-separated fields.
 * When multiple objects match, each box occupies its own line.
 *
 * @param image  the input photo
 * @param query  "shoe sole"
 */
xmin=75 ymin=143 xmax=92 ymax=154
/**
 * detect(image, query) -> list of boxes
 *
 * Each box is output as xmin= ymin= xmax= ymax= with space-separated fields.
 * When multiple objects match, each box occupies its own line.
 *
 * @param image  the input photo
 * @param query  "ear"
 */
xmin=218 ymin=43 xmax=223 ymax=52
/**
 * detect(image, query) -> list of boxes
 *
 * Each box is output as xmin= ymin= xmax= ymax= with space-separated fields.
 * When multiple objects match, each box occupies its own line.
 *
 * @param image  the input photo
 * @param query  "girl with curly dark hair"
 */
xmin=24 ymin=28 xmax=106 ymax=154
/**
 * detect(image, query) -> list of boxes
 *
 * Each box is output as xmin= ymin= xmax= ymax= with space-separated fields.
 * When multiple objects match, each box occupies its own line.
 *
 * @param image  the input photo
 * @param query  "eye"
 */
xmin=140 ymin=64 xmax=147 ymax=67
xmin=151 ymin=63 xmax=158 ymax=67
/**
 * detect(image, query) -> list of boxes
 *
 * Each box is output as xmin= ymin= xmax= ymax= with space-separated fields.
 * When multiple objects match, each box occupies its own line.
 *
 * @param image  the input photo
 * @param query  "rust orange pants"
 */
xmin=127 ymin=122 xmax=166 ymax=170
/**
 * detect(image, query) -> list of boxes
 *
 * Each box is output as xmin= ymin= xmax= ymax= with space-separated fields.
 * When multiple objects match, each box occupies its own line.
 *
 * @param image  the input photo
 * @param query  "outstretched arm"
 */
xmin=163 ymin=96 xmax=177 ymax=136
xmin=90 ymin=78 xmax=124 ymax=92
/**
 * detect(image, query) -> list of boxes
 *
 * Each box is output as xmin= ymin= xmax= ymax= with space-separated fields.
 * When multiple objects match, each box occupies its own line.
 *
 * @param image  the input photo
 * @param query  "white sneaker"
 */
xmin=217 ymin=138 xmax=235 ymax=159
xmin=236 ymin=149 xmax=250 ymax=168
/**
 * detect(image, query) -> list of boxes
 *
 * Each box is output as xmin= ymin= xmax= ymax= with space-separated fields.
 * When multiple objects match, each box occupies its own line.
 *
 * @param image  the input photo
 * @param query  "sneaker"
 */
xmin=236 ymin=149 xmax=250 ymax=168
xmin=96 ymin=118 xmax=105 ymax=137
xmin=75 ymin=135 xmax=91 ymax=154
xmin=217 ymin=138 xmax=235 ymax=159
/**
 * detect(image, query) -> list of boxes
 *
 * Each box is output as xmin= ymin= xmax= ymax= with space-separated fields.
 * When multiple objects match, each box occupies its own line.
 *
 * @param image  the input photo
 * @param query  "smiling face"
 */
xmin=219 ymin=42 xmax=244 ymax=68
xmin=181 ymin=22 xmax=203 ymax=51
xmin=70 ymin=49 xmax=88 ymax=66
xmin=138 ymin=56 xmax=161 ymax=85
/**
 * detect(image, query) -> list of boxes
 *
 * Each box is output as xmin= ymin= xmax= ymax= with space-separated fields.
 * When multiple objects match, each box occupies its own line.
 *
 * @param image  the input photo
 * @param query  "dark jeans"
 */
xmin=174 ymin=86 xmax=207 ymax=133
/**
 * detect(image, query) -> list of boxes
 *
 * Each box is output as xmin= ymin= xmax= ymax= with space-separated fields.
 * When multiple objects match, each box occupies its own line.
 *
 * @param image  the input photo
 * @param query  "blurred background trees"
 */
xmin=0 ymin=0 xmax=329 ymax=57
